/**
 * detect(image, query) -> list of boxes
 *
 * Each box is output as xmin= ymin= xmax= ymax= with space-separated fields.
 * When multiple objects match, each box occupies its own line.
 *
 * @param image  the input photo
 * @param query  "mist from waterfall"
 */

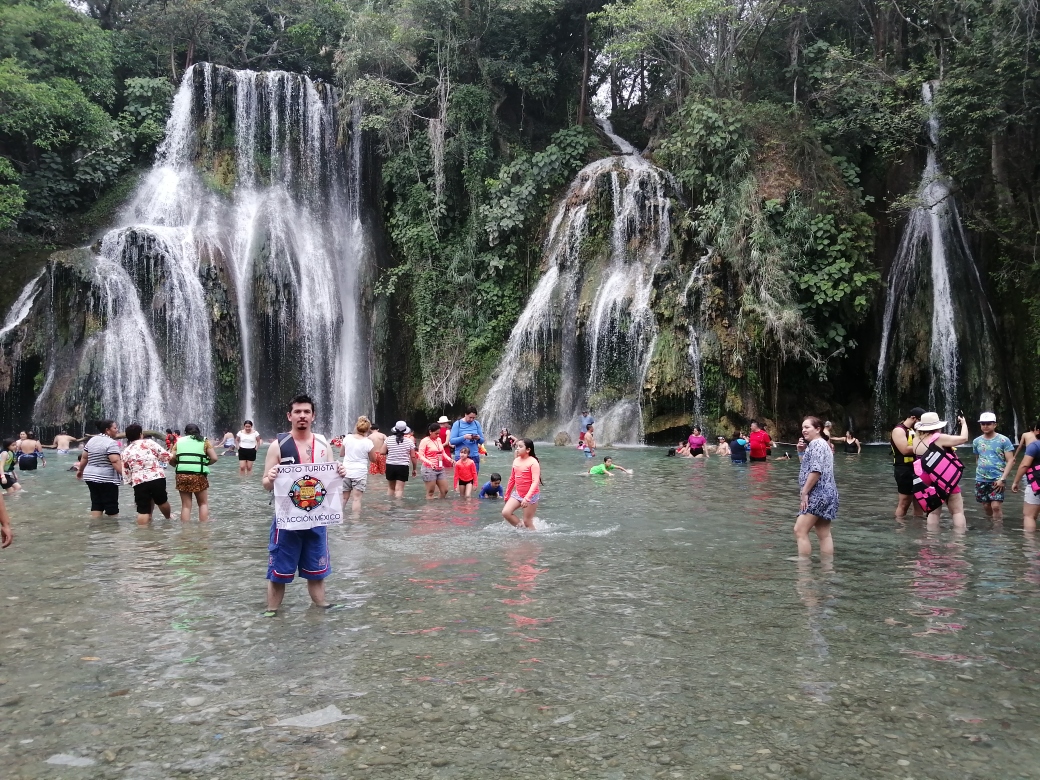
xmin=35 ymin=63 xmax=371 ymax=433
xmin=483 ymin=119 xmax=673 ymax=443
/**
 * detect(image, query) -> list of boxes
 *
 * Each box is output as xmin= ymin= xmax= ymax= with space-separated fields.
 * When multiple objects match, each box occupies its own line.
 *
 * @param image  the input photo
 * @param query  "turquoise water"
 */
xmin=1 ymin=446 xmax=1039 ymax=779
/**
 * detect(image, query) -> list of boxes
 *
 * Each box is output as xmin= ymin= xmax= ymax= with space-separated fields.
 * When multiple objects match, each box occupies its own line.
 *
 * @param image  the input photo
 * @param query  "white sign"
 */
xmin=273 ymin=462 xmax=344 ymax=530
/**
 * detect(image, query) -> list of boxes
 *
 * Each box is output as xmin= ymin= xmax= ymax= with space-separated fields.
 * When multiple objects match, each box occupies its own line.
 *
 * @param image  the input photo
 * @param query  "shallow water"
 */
xmin=2 ymin=446 xmax=1039 ymax=779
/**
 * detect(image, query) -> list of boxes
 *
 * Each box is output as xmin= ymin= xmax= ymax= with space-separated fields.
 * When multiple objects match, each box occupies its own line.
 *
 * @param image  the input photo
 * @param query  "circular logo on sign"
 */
xmin=288 ymin=474 xmax=326 ymax=512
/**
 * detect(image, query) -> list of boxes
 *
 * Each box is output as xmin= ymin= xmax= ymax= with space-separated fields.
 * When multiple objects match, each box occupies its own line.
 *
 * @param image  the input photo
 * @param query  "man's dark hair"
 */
xmin=98 ymin=419 xmax=115 ymax=434
xmin=465 ymin=405 xmax=478 ymax=415
xmin=125 ymin=424 xmax=143 ymax=442
xmin=289 ymin=394 xmax=315 ymax=413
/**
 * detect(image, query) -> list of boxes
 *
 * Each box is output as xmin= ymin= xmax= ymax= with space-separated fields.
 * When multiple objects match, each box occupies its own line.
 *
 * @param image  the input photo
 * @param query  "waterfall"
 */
xmin=682 ymin=249 xmax=713 ymax=431
xmin=873 ymin=81 xmax=1005 ymax=433
xmin=0 ymin=270 xmax=44 ymax=342
xmin=27 ymin=63 xmax=371 ymax=434
xmin=483 ymin=119 xmax=674 ymax=443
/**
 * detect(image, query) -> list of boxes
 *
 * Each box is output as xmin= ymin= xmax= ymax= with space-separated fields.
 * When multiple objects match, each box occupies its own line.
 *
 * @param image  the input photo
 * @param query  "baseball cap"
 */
xmin=908 ymin=406 xmax=926 ymax=419
xmin=978 ymin=411 xmax=997 ymax=423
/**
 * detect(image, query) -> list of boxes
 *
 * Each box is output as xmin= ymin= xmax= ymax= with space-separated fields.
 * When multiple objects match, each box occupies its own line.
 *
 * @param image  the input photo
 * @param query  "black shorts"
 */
xmin=17 ymin=455 xmax=38 ymax=471
xmin=238 ymin=448 xmax=257 ymax=461
xmin=86 ymin=481 xmax=120 ymax=516
xmin=894 ymin=465 xmax=915 ymax=495
xmin=459 ymin=480 xmax=474 ymax=487
xmin=1 ymin=471 xmax=16 ymax=488
xmin=386 ymin=464 xmax=410 ymax=482
xmin=750 ymin=456 xmax=768 ymax=462
xmin=133 ymin=477 xmax=169 ymax=515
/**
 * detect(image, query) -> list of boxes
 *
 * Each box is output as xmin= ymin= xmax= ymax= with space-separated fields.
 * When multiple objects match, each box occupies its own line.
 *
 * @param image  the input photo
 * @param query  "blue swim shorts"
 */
xmin=267 ymin=522 xmax=331 ymax=583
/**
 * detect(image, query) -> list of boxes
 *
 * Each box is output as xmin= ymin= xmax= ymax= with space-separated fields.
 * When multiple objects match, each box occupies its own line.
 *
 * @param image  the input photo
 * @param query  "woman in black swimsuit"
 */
xmin=843 ymin=431 xmax=861 ymax=454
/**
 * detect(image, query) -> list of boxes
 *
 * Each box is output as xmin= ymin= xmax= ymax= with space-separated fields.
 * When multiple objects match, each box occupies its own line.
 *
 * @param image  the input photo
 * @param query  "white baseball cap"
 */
xmin=978 ymin=411 xmax=997 ymax=423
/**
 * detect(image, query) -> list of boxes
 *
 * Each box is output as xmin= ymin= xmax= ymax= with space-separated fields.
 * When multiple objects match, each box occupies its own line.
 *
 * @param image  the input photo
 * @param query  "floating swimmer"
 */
xmin=588 ymin=456 xmax=632 ymax=476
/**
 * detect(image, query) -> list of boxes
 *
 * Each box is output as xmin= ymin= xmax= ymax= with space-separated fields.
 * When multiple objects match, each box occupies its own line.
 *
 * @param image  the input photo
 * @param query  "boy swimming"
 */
xmin=479 ymin=472 xmax=504 ymax=499
xmin=588 ymin=456 xmax=632 ymax=476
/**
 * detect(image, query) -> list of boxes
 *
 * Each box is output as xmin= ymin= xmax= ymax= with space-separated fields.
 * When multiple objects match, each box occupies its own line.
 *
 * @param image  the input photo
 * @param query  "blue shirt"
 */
xmin=972 ymin=433 xmax=1013 ymax=481
xmin=479 ymin=480 xmax=503 ymax=498
xmin=580 ymin=414 xmax=595 ymax=432
xmin=450 ymin=419 xmax=485 ymax=458
xmin=729 ymin=438 xmax=749 ymax=462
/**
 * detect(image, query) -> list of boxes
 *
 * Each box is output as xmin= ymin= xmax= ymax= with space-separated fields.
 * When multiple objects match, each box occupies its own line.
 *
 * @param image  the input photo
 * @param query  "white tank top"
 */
xmin=237 ymin=430 xmax=260 ymax=449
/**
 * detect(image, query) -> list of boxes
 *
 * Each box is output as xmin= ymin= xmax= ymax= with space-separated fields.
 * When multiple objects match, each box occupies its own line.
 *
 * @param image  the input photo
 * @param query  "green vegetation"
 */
xmin=4 ymin=0 xmax=1040 ymax=424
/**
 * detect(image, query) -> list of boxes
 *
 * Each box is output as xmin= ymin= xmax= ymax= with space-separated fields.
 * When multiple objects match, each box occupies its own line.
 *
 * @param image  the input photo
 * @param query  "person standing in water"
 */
xmin=748 ymin=421 xmax=772 ymax=462
xmin=220 ymin=430 xmax=237 ymax=457
xmin=171 ymin=424 xmax=217 ymax=522
xmin=76 ymin=420 xmax=123 ymax=518
xmin=15 ymin=431 xmax=43 ymax=471
xmin=582 ymin=425 xmax=596 ymax=458
xmin=121 ymin=423 xmax=173 ymax=525
xmin=972 ymin=411 xmax=1015 ymax=523
xmin=418 ymin=423 xmax=451 ymax=499
xmin=687 ymin=426 xmax=708 ymax=458
xmin=45 ymin=430 xmax=81 ymax=454
xmin=261 ymin=395 xmax=345 ymax=615
xmin=1011 ymin=430 xmax=1040 ymax=532
xmin=794 ymin=417 xmax=838 ymax=558
xmin=502 ymin=438 xmax=541 ymax=529
xmin=0 ymin=492 xmax=10 ymax=548
xmin=842 ymin=430 xmax=861 ymax=453
xmin=341 ymin=415 xmax=377 ymax=515
xmin=384 ymin=421 xmax=417 ymax=497
xmin=578 ymin=409 xmax=595 ymax=449
xmin=891 ymin=407 xmax=925 ymax=518
xmin=368 ymin=424 xmax=387 ymax=477
xmin=450 ymin=406 xmax=486 ymax=474
xmin=912 ymin=412 xmax=969 ymax=529
xmin=729 ymin=431 xmax=749 ymax=463
xmin=236 ymin=420 xmax=261 ymax=475
xmin=1 ymin=440 xmax=20 ymax=493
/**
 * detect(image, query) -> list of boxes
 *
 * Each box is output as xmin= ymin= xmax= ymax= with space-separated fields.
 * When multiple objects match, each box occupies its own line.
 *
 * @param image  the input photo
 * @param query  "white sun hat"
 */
xmin=914 ymin=412 xmax=946 ymax=431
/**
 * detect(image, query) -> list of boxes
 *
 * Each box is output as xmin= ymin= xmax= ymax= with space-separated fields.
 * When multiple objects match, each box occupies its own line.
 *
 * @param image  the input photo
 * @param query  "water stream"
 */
xmin=483 ymin=119 xmax=673 ymax=443
xmin=0 ymin=269 xmax=44 ymax=342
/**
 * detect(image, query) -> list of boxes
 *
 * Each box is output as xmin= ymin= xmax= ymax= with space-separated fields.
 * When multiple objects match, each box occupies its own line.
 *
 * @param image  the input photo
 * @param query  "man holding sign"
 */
xmin=261 ymin=395 xmax=346 ymax=616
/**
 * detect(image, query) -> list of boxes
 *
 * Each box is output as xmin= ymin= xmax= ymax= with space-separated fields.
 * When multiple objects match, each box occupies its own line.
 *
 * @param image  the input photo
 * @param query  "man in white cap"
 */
xmin=435 ymin=415 xmax=453 ymax=461
xmin=972 ymin=411 xmax=1015 ymax=522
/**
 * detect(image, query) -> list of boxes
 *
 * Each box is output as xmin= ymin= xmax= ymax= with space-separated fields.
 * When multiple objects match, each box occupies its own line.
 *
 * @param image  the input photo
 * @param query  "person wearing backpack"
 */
xmin=912 ymin=412 xmax=969 ymax=529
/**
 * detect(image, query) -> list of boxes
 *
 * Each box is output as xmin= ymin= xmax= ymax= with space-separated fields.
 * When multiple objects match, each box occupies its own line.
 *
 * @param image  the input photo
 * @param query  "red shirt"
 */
xmin=749 ymin=429 xmax=772 ymax=459
xmin=455 ymin=458 xmax=477 ymax=483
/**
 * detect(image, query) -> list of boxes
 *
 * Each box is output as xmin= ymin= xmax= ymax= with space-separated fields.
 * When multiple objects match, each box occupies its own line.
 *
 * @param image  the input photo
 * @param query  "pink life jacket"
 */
xmin=1026 ymin=461 xmax=1040 ymax=493
xmin=912 ymin=432 xmax=964 ymax=512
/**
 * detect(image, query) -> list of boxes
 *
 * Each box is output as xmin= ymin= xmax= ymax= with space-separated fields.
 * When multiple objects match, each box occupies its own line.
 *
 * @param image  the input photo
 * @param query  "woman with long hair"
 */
xmin=502 ymin=438 xmax=542 ymax=529
xmin=794 ymin=416 xmax=839 ymax=557
xmin=171 ymin=424 xmax=217 ymax=521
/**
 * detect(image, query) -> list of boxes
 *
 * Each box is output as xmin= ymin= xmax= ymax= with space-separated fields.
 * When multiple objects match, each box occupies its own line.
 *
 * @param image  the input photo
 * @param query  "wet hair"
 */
xmin=184 ymin=423 xmax=204 ymax=442
xmin=428 ymin=422 xmax=440 ymax=434
xmin=459 ymin=446 xmax=470 ymax=455
xmin=489 ymin=472 xmax=502 ymax=482
xmin=603 ymin=456 xmax=612 ymax=462
xmin=97 ymin=419 xmax=115 ymax=434
xmin=392 ymin=425 xmax=407 ymax=444
xmin=803 ymin=416 xmax=827 ymax=440
xmin=243 ymin=419 xmax=253 ymax=426
xmin=125 ymin=424 xmax=143 ymax=442
xmin=289 ymin=394 xmax=315 ymax=413
xmin=356 ymin=416 xmax=372 ymax=434
xmin=667 ymin=448 xmax=677 ymax=456
xmin=465 ymin=405 xmax=478 ymax=415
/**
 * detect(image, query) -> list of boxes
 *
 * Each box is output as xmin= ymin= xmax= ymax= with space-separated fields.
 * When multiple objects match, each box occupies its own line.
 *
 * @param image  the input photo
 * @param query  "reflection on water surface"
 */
xmin=1 ymin=447 xmax=1039 ymax=778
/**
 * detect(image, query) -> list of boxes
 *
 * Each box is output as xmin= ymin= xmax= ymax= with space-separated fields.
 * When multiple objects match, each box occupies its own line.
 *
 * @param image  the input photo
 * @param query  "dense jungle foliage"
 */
xmin=2 ymin=0 xmax=1040 ymax=420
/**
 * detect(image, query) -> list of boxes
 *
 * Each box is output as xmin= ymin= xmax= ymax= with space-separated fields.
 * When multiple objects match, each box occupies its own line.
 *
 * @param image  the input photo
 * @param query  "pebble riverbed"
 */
xmin=1 ymin=445 xmax=1039 ymax=779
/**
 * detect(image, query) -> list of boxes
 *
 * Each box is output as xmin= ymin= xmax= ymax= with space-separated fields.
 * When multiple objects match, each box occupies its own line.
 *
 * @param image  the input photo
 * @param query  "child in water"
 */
xmin=502 ymin=439 xmax=541 ymax=529
xmin=589 ymin=456 xmax=632 ymax=476
xmin=455 ymin=446 xmax=478 ymax=497
xmin=479 ymin=473 xmax=504 ymax=499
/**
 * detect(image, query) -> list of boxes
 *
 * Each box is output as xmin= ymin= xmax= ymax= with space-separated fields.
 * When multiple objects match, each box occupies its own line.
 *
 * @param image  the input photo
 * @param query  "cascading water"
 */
xmin=0 ymin=270 xmax=44 ymax=342
xmin=483 ymin=119 xmax=674 ymax=443
xmin=21 ymin=63 xmax=372 ymax=434
xmin=873 ymin=81 xmax=1007 ymax=434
